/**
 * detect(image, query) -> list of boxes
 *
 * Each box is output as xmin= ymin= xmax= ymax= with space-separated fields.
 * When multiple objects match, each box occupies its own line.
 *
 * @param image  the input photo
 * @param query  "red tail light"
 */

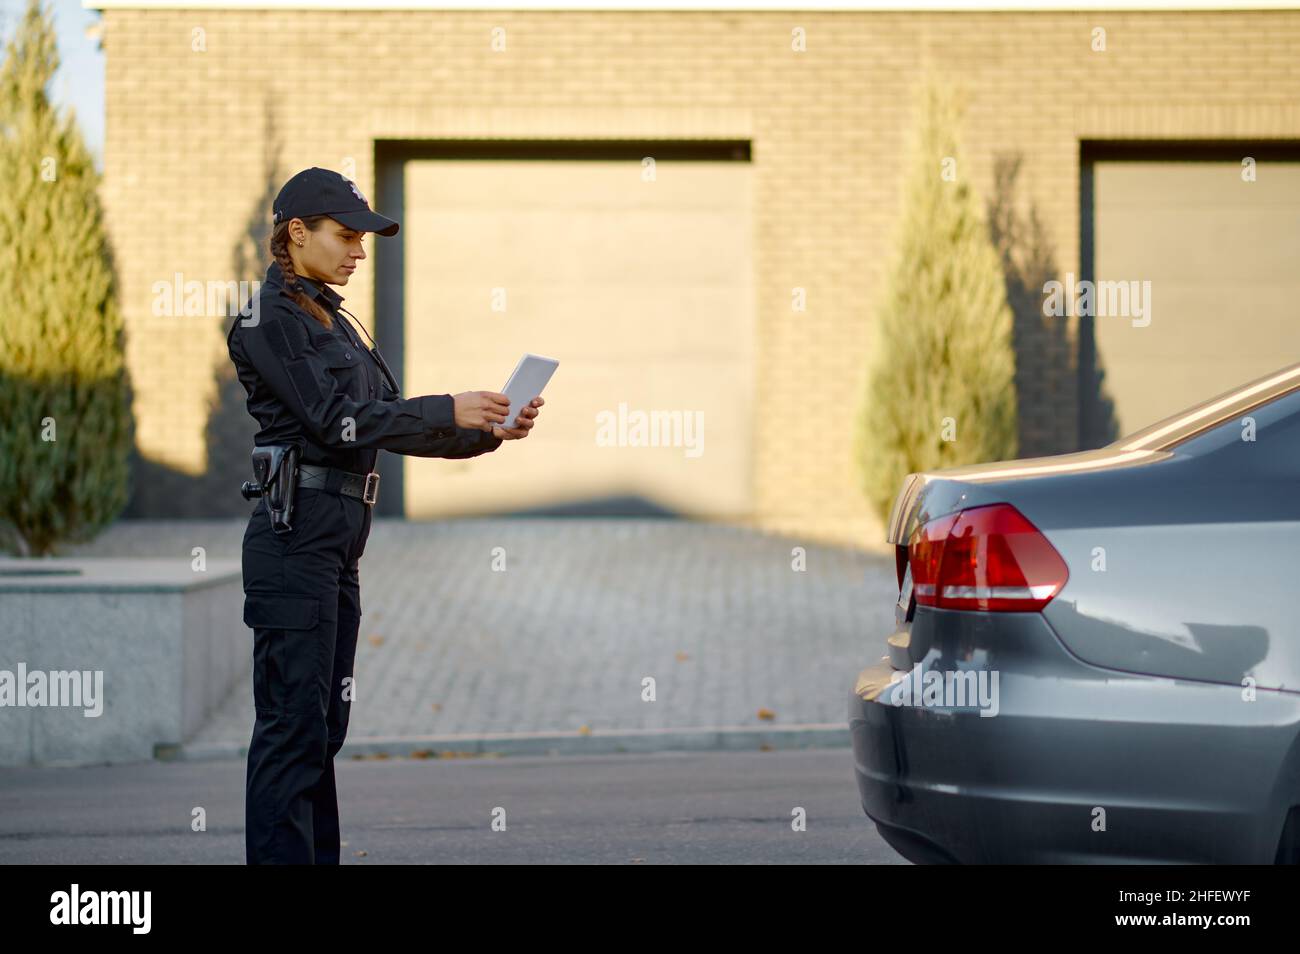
xmin=908 ymin=503 xmax=1068 ymax=612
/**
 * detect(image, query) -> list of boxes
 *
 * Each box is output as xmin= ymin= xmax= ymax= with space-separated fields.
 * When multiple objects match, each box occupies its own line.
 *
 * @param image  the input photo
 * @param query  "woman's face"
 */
xmin=291 ymin=217 xmax=367 ymax=286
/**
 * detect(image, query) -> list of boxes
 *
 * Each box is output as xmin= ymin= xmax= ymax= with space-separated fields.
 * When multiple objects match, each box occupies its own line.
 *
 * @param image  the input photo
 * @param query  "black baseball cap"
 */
xmin=272 ymin=167 xmax=399 ymax=236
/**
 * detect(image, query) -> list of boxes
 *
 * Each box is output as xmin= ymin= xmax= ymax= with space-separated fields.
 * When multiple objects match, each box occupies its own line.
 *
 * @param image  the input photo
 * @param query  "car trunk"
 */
xmin=880 ymin=445 xmax=1178 ymax=668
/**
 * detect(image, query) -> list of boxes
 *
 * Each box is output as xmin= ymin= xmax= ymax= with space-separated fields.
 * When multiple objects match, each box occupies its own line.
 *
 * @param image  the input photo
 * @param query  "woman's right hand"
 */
xmin=453 ymin=390 xmax=512 ymax=431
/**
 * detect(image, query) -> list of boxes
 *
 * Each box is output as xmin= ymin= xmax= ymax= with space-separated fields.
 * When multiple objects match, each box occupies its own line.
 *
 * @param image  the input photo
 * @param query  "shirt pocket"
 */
xmin=316 ymin=338 xmax=362 ymax=397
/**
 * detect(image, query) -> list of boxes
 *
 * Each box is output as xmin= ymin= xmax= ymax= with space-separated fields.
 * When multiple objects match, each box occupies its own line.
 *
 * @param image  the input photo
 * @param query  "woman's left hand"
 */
xmin=491 ymin=396 xmax=544 ymax=440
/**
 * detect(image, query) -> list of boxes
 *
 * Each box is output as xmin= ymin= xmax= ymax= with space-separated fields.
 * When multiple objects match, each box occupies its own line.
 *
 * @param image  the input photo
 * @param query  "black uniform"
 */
xmin=227 ymin=260 xmax=501 ymax=864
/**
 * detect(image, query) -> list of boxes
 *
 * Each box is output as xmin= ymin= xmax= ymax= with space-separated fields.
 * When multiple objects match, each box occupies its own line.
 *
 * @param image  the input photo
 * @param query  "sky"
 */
xmin=0 ymin=0 xmax=105 ymax=166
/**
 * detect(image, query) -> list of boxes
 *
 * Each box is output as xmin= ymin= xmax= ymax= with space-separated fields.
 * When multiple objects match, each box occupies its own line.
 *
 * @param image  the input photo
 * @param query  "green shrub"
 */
xmin=856 ymin=83 xmax=1018 ymax=525
xmin=0 ymin=0 xmax=132 ymax=556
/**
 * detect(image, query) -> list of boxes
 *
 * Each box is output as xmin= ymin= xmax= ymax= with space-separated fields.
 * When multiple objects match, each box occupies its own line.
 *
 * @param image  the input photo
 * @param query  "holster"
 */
xmin=239 ymin=443 xmax=301 ymax=534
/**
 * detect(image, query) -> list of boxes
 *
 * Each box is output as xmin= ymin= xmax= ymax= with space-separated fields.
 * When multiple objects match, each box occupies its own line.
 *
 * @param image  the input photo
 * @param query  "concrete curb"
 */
xmin=169 ymin=724 xmax=852 ymax=761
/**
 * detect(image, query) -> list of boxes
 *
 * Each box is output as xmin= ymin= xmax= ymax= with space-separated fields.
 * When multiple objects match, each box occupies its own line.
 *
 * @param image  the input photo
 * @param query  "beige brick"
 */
xmin=100 ymin=8 xmax=1300 ymax=545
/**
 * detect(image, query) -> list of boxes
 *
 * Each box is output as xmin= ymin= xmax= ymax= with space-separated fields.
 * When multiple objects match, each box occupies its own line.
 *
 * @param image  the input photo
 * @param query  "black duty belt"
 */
xmin=297 ymin=464 xmax=380 ymax=506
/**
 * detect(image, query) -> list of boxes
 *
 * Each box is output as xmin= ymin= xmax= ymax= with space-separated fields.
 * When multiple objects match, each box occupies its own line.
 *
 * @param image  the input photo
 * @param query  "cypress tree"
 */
xmin=856 ymin=84 xmax=1018 ymax=524
xmin=0 ymin=0 xmax=132 ymax=556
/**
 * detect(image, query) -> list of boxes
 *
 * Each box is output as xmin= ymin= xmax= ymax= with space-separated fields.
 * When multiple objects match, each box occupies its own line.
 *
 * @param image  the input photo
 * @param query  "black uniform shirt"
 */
xmin=227 ymin=260 xmax=502 ymax=473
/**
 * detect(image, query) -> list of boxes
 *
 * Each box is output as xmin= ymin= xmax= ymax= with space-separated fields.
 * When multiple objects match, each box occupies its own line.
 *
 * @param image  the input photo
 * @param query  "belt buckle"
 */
xmin=362 ymin=471 xmax=380 ymax=506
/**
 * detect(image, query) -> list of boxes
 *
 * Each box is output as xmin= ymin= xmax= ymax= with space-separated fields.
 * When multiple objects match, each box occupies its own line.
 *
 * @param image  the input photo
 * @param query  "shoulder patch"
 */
xmin=263 ymin=321 xmax=294 ymax=360
xmin=248 ymin=300 xmax=312 ymax=359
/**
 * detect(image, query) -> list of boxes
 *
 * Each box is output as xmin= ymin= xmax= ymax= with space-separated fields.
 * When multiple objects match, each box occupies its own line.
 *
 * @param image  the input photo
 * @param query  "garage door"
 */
xmin=402 ymin=157 xmax=755 ymax=518
xmin=1091 ymin=157 xmax=1300 ymax=438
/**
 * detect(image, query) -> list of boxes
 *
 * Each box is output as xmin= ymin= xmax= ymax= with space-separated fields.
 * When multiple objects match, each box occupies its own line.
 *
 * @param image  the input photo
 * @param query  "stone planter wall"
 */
xmin=0 ymin=558 xmax=244 ymax=766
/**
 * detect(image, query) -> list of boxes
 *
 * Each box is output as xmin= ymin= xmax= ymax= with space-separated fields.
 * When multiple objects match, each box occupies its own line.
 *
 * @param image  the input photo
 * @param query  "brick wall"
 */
xmin=99 ymin=7 xmax=1300 ymax=545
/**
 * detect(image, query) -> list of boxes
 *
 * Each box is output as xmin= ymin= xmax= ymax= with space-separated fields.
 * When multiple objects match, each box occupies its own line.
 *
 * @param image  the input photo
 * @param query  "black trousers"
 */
xmin=241 ymin=478 xmax=372 ymax=864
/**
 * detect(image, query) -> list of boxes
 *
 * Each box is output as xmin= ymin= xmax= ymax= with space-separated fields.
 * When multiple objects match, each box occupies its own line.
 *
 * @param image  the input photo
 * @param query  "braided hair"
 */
xmin=268 ymin=215 xmax=333 ymax=329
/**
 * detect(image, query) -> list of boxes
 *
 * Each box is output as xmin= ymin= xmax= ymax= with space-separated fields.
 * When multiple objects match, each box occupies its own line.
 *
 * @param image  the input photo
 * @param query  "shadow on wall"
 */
xmin=118 ymin=99 xmax=695 ymax=522
xmin=124 ymin=99 xmax=280 ymax=519
xmin=986 ymin=154 xmax=1117 ymax=456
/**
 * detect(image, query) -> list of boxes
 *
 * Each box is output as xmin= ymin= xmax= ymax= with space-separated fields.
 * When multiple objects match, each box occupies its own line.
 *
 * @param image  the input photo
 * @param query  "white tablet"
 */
xmin=500 ymin=353 xmax=559 ymax=428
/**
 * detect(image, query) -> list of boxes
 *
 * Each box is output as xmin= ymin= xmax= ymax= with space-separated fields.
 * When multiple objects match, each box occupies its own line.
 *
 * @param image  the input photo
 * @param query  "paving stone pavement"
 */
xmin=62 ymin=517 xmax=898 ymax=746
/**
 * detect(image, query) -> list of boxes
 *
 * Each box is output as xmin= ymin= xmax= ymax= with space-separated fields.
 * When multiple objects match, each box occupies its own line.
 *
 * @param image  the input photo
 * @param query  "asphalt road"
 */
xmin=0 ymin=748 xmax=906 ymax=864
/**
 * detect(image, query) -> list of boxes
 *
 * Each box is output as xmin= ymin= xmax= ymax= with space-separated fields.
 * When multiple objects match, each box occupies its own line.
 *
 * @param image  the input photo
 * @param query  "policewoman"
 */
xmin=227 ymin=167 xmax=543 ymax=864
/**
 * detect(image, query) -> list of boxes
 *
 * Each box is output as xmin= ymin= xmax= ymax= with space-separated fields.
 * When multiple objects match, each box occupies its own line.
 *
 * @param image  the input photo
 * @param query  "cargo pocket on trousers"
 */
xmin=245 ymin=594 xmax=323 ymax=715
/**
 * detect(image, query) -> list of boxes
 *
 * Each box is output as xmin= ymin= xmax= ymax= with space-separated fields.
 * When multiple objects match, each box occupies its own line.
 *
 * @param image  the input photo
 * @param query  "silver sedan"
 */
xmin=850 ymin=362 xmax=1300 ymax=863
